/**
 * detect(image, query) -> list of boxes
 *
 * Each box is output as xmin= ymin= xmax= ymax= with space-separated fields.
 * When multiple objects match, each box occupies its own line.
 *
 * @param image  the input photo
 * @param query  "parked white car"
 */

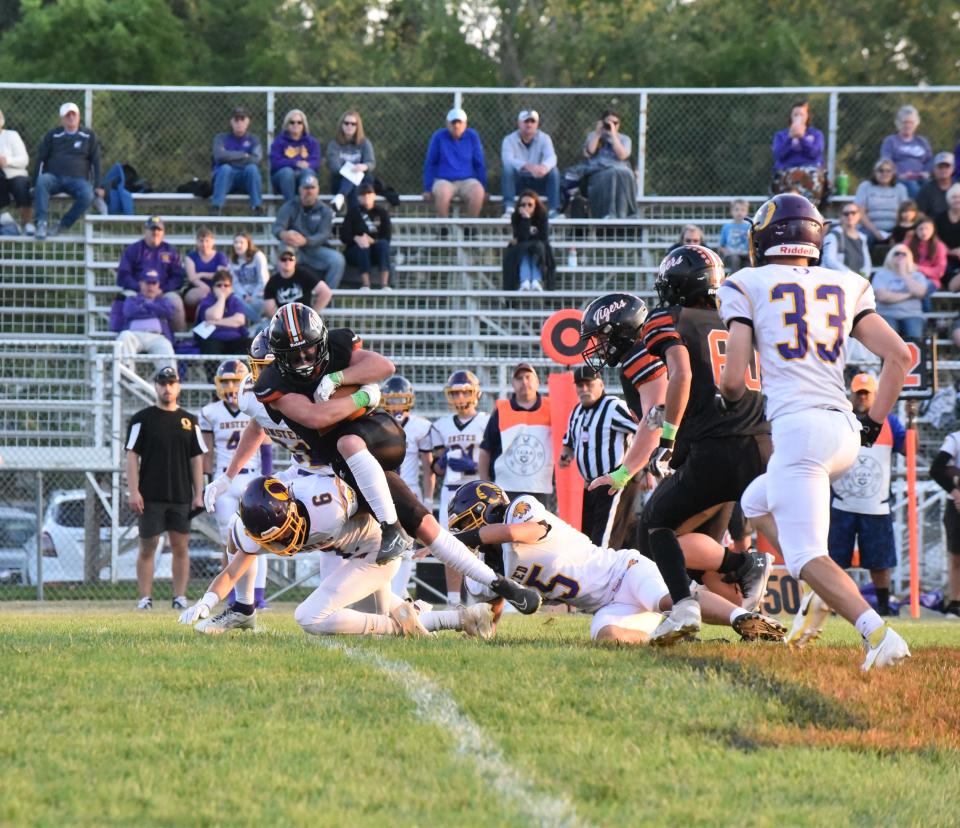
xmin=26 ymin=490 xmax=220 ymax=584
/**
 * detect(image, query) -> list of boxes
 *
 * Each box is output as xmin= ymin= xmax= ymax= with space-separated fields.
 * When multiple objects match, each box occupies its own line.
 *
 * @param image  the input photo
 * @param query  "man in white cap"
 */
xmin=422 ymin=107 xmax=487 ymax=220
xmin=500 ymin=109 xmax=561 ymax=217
xmin=33 ymin=102 xmax=105 ymax=240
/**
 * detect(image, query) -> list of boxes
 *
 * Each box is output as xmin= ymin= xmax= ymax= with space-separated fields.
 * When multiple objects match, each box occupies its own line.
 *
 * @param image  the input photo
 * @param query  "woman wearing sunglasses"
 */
xmin=327 ymin=109 xmax=375 ymax=212
xmin=854 ymin=159 xmax=909 ymax=249
xmin=269 ymin=109 xmax=321 ymax=203
xmin=870 ymin=244 xmax=929 ymax=341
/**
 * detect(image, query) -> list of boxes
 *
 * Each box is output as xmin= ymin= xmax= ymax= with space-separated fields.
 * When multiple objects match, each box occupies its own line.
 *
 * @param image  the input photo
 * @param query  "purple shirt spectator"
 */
xmin=186 ymin=249 xmax=229 ymax=286
xmin=772 ymin=126 xmax=824 ymax=170
xmin=121 ymin=293 xmax=175 ymax=343
xmin=879 ymin=133 xmax=932 ymax=181
xmin=196 ymin=292 xmax=249 ymax=341
xmin=423 ymin=127 xmax=487 ymax=191
xmin=270 ymin=131 xmax=321 ymax=176
xmin=117 ymin=239 xmax=185 ymax=294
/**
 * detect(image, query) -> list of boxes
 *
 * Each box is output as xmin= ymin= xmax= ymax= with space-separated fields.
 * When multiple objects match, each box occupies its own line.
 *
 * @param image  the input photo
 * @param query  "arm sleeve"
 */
xmin=423 ymin=132 xmax=439 ymax=191
xmin=889 ymin=415 xmax=907 ymax=455
xmin=930 ymin=451 xmax=957 ymax=492
xmin=641 ymin=309 xmax=682 ymax=359
xmin=259 ymin=443 xmax=274 ymax=476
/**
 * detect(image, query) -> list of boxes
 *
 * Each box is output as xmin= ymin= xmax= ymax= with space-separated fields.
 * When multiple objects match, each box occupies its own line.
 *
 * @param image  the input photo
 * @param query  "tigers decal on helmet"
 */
xmin=579 ymin=292 xmax=649 ymax=371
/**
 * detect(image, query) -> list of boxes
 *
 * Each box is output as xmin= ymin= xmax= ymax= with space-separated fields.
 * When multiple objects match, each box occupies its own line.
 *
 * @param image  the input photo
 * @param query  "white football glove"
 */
xmin=314 ymin=370 xmax=345 ymax=402
xmin=178 ymin=602 xmax=210 ymax=625
xmin=358 ymin=382 xmax=381 ymax=410
xmin=204 ymin=473 xmax=233 ymax=512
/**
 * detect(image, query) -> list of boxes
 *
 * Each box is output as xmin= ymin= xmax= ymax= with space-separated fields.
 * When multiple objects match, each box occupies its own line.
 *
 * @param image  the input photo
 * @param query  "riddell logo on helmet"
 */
xmin=773 ymin=245 xmax=816 ymax=255
xmin=594 ymin=299 xmax=627 ymax=325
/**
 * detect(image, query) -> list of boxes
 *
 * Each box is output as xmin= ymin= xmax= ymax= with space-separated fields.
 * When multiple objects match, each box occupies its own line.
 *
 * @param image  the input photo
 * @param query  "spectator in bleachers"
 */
xmin=500 ymin=109 xmax=560 ymax=218
xmin=854 ymin=159 xmax=908 ymax=247
xmin=210 ymin=106 xmax=263 ymax=215
xmin=33 ymin=102 xmax=105 ymax=240
xmin=116 ymin=270 xmax=176 ymax=370
xmin=117 ymin=216 xmax=186 ymax=331
xmin=339 ymin=182 xmax=392 ymax=291
xmin=262 ymin=246 xmax=332 ymax=317
xmin=771 ymin=101 xmax=826 ymax=204
xmin=718 ymin=199 xmax=750 ymax=272
xmin=879 ymin=105 xmax=932 ymax=200
xmin=183 ymin=226 xmax=229 ymax=315
xmin=477 ymin=362 xmax=554 ymax=506
xmin=890 ymin=200 xmax=918 ymax=244
xmin=917 ymin=152 xmax=955 ymax=219
xmin=194 ymin=269 xmax=251 ymax=362
xmin=273 ymin=172 xmax=345 ymax=288
xmin=229 ymin=232 xmax=270 ymax=324
xmin=0 ymin=108 xmax=33 ymax=234
xmin=422 ymin=108 xmax=487 ymax=220
xmin=327 ymin=109 xmax=375 ymax=213
xmin=269 ymin=108 xmax=320 ymax=204
xmin=577 ymin=110 xmax=637 ymax=219
xmin=821 ymin=204 xmax=870 ymax=277
xmin=668 ymin=224 xmax=704 ymax=252
xmin=502 ymin=189 xmax=554 ymax=292
xmin=909 ymin=214 xmax=947 ymax=290
xmin=938 ymin=184 xmax=960 ymax=285
xmin=871 ymin=243 xmax=929 ymax=341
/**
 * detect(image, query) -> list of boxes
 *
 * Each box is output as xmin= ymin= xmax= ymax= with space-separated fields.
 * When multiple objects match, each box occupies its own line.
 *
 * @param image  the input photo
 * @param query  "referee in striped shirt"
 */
xmin=560 ymin=366 xmax=642 ymax=548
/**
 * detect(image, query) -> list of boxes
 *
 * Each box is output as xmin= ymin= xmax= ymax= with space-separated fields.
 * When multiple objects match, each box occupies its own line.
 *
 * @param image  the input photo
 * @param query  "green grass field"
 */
xmin=2 ymin=605 xmax=959 ymax=827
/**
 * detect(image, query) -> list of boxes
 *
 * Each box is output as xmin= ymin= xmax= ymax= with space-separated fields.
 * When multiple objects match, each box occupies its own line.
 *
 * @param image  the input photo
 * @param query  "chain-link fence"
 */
xmin=2 ymin=84 xmax=959 ymax=198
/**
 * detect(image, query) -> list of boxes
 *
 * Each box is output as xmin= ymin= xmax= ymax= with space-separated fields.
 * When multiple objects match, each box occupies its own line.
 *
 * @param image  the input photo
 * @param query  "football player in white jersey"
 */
xmin=430 ymin=370 xmax=489 ymax=604
xmin=447 ymin=481 xmax=785 ymax=644
xmin=381 ymin=374 xmax=435 ymax=597
xmin=179 ymin=474 xmax=542 ymax=636
xmin=717 ymin=193 xmax=913 ymax=671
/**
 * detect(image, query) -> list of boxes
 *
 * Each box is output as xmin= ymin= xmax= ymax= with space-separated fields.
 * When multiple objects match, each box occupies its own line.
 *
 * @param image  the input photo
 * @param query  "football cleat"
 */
xmin=650 ymin=596 xmax=701 ymax=646
xmin=376 ymin=521 xmax=412 ymax=566
xmin=861 ymin=625 xmax=911 ymax=672
xmin=459 ymin=601 xmax=501 ymax=640
xmin=735 ymin=551 xmax=775 ymax=611
xmin=732 ymin=611 xmax=787 ymax=642
xmin=390 ymin=600 xmax=433 ymax=638
xmin=136 ymin=596 xmax=153 ymax=610
xmin=785 ymin=585 xmax=831 ymax=647
xmin=490 ymin=576 xmax=542 ymax=615
xmin=171 ymin=596 xmax=189 ymax=610
xmin=195 ymin=608 xmax=257 ymax=634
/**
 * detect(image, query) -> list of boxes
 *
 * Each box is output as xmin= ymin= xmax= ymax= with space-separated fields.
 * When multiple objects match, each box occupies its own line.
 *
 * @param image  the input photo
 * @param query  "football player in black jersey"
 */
xmin=632 ymin=245 xmax=774 ymax=643
xmin=250 ymin=302 xmax=411 ymax=563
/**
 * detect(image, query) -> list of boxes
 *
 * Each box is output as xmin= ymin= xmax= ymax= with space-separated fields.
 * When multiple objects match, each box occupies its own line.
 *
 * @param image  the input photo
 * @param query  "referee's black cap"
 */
xmin=154 ymin=366 xmax=179 ymax=384
xmin=573 ymin=365 xmax=601 ymax=384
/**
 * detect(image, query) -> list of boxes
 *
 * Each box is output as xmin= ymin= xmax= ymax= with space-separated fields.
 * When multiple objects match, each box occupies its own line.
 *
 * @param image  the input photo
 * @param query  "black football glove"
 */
xmin=490 ymin=577 xmax=542 ymax=615
xmin=647 ymin=438 xmax=675 ymax=479
xmin=859 ymin=413 xmax=884 ymax=447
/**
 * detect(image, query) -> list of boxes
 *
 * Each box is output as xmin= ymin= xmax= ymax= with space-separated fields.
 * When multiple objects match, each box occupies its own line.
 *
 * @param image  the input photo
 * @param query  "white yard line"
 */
xmin=317 ymin=639 xmax=591 ymax=828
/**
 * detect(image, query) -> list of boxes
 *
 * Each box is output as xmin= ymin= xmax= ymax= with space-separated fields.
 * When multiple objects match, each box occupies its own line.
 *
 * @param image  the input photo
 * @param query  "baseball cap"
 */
xmin=154 ymin=366 xmax=179 ymax=384
xmin=934 ymin=151 xmax=955 ymax=167
xmin=518 ymin=109 xmax=539 ymax=123
xmin=573 ymin=365 xmax=600 ymax=383
xmin=850 ymin=373 xmax=877 ymax=393
xmin=358 ymin=182 xmax=375 ymax=194
xmin=139 ymin=269 xmax=160 ymax=283
xmin=59 ymin=102 xmax=80 ymax=117
xmin=278 ymin=246 xmax=297 ymax=260
xmin=299 ymin=173 xmax=319 ymax=189
xmin=446 ymin=107 xmax=467 ymax=123
xmin=513 ymin=362 xmax=537 ymax=379
xmin=144 ymin=215 xmax=164 ymax=230
xmin=231 ymin=105 xmax=250 ymax=120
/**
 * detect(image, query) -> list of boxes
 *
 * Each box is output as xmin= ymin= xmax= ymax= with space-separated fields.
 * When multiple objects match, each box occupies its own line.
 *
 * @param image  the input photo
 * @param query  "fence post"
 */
xmin=827 ymin=90 xmax=839 ymax=186
xmin=84 ymin=87 xmax=94 ymax=128
xmin=636 ymin=91 xmax=649 ymax=198
xmin=35 ymin=470 xmax=44 ymax=601
xmin=266 ymin=90 xmax=276 ymax=155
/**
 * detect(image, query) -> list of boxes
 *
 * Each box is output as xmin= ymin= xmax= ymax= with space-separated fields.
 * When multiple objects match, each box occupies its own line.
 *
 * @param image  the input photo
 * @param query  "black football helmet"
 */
xmin=248 ymin=331 xmax=274 ymax=382
xmin=381 ymin=375 xmax=415 ymax=419
xmin=749 ymin=193 xmax=824 ymax=266
xmin=214 ymin=359 xmax=249 ymax=407
xmin=268 ymin=302 xmax=329 ymax=381
xmin=655 ymin=245 xmax=726 ymax=308
xmin=238 ymin=476 xmax=308 ymax=556
xmin=448 ymin=480 xmax=511 ymax=532
xmin=579 ymin=293 xmax=648 ymax=371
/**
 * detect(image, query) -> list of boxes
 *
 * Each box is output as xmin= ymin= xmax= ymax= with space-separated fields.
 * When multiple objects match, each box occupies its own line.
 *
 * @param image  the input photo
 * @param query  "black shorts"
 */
xmin=139 ymin=501 xmax=191 ymax=537
xmin=642 ymin=433 xmax=772 ymax=537
xmin=944 ymin=503 xmax=960 ymax=556
xmin=326 ymin=412 xmax=406 ymax=475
